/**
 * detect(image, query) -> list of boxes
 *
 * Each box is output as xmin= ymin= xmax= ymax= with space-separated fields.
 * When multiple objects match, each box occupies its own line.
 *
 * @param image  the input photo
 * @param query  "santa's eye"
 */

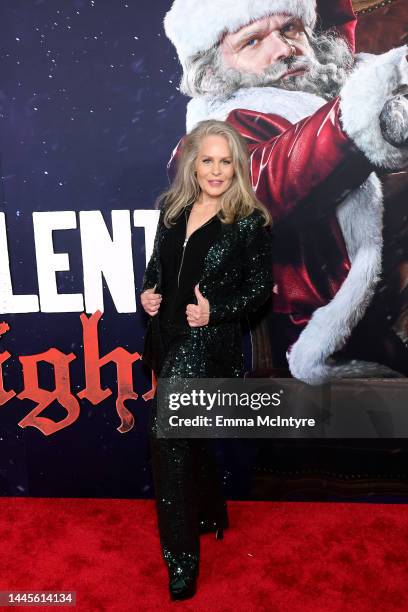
xmin=244 ymin=37 xmax=259 ymax=48
xmin=281 ymin=21 xmax=303 ymax=38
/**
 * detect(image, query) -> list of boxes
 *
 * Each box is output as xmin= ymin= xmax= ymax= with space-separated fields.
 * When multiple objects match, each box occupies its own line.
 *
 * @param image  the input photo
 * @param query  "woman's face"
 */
xmin=194 ymin=135 xmax=235 ymax=200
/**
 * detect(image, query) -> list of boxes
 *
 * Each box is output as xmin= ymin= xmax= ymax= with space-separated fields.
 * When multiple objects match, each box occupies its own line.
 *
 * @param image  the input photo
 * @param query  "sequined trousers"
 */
xmin=148 ymin=323 xmax=226 ymax=579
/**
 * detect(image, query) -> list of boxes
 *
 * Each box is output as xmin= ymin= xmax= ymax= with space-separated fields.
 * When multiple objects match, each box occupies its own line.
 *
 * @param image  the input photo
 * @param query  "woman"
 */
xmin=140 ymin=119 xmax=272 ymax=600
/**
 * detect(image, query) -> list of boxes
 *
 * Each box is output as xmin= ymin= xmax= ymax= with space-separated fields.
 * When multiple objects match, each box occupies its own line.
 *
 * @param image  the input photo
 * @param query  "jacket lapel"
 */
xmin=199 ymin=221 xmax=233 ymax=283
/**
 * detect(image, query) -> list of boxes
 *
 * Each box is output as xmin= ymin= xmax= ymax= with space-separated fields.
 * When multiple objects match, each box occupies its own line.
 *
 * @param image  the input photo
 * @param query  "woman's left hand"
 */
xmin=186 ymin=284 xmax=210 ymax=327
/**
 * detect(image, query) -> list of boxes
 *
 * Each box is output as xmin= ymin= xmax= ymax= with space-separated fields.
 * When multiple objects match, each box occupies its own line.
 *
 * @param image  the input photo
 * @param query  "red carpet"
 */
xmin=0 ymin=498 xmax=407 ymax=611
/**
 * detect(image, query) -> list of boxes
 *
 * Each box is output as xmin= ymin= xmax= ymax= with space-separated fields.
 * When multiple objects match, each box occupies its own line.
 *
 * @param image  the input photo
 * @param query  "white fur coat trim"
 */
xmin=186 ymin=87 xmax=325 ymax=132
xmin=164 ymin=0 xmax=317 ymax=67
xmin=287 ymin=173 xmax=386 ymax=384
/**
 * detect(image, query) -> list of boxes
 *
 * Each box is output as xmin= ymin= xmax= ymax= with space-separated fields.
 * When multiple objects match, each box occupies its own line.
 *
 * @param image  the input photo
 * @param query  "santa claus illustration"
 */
xmin=163 ymin=0 xmax=408 ymax=384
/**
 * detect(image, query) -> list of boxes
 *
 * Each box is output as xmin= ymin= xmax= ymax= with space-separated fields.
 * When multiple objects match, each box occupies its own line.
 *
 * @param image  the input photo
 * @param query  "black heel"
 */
xmin=215 ymin=527 xmax=224 ymax=540
xmin=199 ymin=501 xmax=229 ymax=537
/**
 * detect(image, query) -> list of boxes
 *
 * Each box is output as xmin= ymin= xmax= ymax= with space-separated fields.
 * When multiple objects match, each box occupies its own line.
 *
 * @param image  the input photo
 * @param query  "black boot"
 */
xmin=167 ymin=551 xmax=199 ymax=600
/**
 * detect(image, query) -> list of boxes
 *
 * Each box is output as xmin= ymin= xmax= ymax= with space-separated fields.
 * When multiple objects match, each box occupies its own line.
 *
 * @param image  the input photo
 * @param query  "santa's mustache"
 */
xmin=226 ymin=53 xmax=351 ymax=99
xmin=238 ymin=55 xmax=316 ymax=85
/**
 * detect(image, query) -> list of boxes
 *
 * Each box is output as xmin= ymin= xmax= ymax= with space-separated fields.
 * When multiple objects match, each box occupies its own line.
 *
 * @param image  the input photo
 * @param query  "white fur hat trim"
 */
xmin=164 ymin=0 xmax=317 ymax=66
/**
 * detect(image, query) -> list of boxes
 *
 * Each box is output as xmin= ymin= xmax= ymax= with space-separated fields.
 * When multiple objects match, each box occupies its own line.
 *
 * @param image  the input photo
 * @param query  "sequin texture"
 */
xmin=142 ymin=206 xmax=273 ymax=586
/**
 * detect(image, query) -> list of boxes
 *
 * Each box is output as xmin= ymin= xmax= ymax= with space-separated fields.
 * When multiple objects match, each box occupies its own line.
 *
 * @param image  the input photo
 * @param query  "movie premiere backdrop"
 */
xmin=1 ymin=1 xmax=407 ymax=499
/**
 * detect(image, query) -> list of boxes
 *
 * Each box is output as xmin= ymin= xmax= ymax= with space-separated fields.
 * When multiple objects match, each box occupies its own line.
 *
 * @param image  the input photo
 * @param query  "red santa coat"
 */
xmin=226 ymin=99 xmax=374 ymax=321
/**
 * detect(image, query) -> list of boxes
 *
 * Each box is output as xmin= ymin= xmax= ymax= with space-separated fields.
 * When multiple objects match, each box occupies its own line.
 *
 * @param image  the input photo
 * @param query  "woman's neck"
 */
xmin=194 ymin=194 xmax=220 ymax=208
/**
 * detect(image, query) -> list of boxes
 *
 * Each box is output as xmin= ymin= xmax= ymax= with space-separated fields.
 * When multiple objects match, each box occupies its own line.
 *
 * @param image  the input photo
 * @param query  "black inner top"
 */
xmin=159 ymin=203 xmax=222 ymax=329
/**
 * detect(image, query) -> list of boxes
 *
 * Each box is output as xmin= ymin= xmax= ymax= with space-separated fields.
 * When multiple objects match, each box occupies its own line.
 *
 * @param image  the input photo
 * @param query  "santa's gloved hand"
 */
xmin=340 ymin=45 xmax=408 ymax=170
xmin=380 ymin=90 xmax=408 ymax=148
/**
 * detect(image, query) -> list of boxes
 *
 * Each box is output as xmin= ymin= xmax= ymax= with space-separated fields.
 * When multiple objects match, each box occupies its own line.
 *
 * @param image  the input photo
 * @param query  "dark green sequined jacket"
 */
xmin=141 ymin=207 xmax=273 ymax=378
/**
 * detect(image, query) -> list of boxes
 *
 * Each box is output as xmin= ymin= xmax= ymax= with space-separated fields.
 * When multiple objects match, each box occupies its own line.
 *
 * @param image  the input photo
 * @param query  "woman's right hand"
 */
xmin=141 ymin=284 xmax=162 ymax=316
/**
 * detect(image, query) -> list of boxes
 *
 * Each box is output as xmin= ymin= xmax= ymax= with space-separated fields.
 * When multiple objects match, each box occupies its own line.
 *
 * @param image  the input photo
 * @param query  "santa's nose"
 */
xmin=268 ymin=35 xmax=294 ymax=63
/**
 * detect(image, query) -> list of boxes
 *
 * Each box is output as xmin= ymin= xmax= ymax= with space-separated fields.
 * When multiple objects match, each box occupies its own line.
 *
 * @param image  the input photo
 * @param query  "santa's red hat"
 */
xmin=318 ymin=0 xmax=356 ymax=51
xmin=164 ymin=0 xmax=357 ymax=68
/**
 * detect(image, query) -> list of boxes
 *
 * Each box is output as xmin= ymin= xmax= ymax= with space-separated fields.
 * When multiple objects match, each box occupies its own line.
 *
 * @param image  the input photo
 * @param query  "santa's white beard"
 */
xmin=205 ymin=32 xmax=355 ymax=100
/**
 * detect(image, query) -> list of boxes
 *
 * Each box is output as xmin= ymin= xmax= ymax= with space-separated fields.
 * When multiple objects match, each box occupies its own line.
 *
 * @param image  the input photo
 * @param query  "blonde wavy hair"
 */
xmin=158 ymin=120 xmax=272 ymax=227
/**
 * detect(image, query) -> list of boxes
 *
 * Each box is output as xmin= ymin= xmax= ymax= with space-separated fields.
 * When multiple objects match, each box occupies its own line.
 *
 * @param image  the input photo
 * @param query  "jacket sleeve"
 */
xmin=226 ymin=98 xmax=374 ymax=223
xmin=141 ymin=207 xmax=164 ymax=293
xmin=208 ymin=215 xmax=273 ymax=325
